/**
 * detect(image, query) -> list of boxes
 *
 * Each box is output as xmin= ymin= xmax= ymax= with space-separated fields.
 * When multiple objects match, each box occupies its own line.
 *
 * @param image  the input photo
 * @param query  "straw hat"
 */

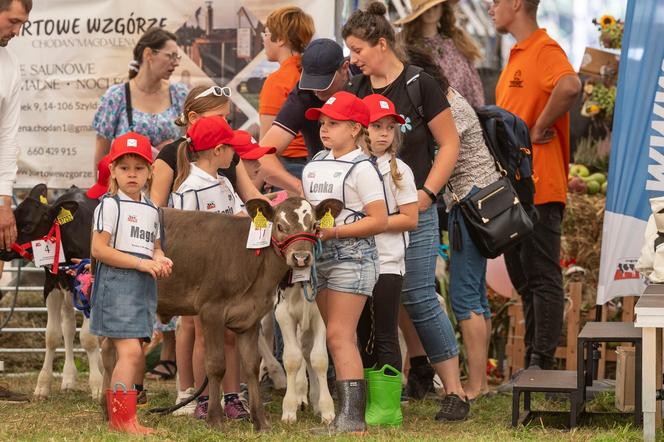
xmin=393 ymin=0 xmax=448 ymax=26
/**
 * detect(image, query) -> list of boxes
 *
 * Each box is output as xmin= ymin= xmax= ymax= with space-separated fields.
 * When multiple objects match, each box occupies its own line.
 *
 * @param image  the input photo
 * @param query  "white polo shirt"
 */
xmin=94 ymin=190 xmax=161 ymax=257
xmin=171 ymin=163 xmax=244 ymax=214
xmin=0 ymin=47 xmax=20 ymax=196
xmin=374 ymin=152 xmax=418 ymax=275
xmin=303 ymin=148 xmax=385 ymax=226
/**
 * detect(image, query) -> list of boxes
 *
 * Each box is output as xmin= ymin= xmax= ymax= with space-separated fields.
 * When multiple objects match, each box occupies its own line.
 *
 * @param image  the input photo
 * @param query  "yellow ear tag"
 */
xmin=320 ymin=208 xmax=335 ymax=229
xmin=56 ymin=207 xmax=74 ymax=224
xmin=253 ymin=209 xmax=268 ymax=229
xmin=39 ymin=195 xmax=48 ymax=205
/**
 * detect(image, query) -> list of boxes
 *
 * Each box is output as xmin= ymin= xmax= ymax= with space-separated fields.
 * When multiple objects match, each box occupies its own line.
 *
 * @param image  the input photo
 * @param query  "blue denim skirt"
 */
xmin=316 ymin=237 xmax=379 ymax=296
xmin=89 ymin=253 xmax=157 ymax=340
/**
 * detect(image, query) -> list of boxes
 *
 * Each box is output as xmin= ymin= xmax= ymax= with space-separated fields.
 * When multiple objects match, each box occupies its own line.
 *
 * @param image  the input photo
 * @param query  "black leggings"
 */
xmin=357 ymin=273 xmax=403 ymax=372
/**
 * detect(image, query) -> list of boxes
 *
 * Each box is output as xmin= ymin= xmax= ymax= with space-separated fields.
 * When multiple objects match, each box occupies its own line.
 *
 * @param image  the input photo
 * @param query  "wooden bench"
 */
xmin=576 ymin=321 xmax=642 ymax=426
xmin=512 ymin=369 xmax=580 ymax=427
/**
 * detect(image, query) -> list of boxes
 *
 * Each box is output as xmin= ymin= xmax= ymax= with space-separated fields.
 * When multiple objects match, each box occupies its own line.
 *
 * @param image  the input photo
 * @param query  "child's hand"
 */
xmin=318 ymin=228 xmax=335 ymax=242
xmin=136 ymin=258 xmax=161 ymax=279
xmin=65 ymin=258 xmax=91 ymax=276
xmin=156 ymin=256 xmax=173 ymax=278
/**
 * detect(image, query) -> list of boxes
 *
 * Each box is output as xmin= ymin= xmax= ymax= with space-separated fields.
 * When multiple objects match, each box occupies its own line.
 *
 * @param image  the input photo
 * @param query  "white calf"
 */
xmin=275 ymin=284 xmax=334 ymax=424
xmin=33 ymin=288 xmax=103 ymax=400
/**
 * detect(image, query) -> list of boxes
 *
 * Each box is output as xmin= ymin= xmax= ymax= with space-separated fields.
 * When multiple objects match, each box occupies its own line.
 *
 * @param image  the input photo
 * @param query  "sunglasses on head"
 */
xmin=195 ymin=86 xmax=232 ymax=100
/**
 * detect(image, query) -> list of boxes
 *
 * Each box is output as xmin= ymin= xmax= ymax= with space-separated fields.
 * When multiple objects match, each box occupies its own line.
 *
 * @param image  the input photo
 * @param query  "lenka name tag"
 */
xmin=31 ymin=239 xmax=65 ymax=267
xmin=246 ymin=221 xmax=273 ymax=249
xmin=290 ymin=267 xmax=311 ymax=283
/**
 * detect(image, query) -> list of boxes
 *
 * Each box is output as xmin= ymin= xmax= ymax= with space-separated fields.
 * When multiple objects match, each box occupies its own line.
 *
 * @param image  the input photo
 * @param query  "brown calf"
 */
xmin=100 ymin=197 xmax=341 ymax=431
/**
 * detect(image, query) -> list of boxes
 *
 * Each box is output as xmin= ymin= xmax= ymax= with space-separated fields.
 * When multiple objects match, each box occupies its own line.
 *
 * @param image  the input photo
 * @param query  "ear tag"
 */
xmin=320 ymin=209 xmax=335 ymax=229
xmin=39 ymin=195 xmax=48 ymax=205
xmin=253 ymin=209 xmax=268 ymax=229
xmin=57 ymin=208 xmax=74 ymax=224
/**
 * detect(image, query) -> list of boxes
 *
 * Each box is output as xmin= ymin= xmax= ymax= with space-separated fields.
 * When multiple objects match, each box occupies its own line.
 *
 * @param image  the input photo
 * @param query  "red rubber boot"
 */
xmin=106 ymin=383 xmax=155 ymax=435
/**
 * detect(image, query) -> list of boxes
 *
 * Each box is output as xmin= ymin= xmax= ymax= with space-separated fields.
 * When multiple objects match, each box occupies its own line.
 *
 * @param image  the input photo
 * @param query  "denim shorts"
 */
xmin=315 ymin=237 xmax=379 ymax=296
xmin=89 ymin=253 xmax=157 ymax=340
xmin=448 ymin=188 xmax=490 ymax=321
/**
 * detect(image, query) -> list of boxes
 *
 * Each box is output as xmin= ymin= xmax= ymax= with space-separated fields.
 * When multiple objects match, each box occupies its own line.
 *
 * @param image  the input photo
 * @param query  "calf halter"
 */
xmin=270 ymin=232 xmax=319 ymax=258
xmin=271 ymin=231 xmax=322 ymax=302
xmin=11 ymin=219 xmax=62 ymax=274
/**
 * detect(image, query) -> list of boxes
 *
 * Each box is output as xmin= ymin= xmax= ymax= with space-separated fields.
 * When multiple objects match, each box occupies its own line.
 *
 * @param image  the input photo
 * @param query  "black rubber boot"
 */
xmin=313 ymin=379 xmax=367 ymax=434
xmin=407 ymin=356 xmax=434 ymax=401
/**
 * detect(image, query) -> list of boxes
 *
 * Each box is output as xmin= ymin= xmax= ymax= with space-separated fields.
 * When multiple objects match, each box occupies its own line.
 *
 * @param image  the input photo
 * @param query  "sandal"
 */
xmin=146 ymin=360 xmax=177 ymax=380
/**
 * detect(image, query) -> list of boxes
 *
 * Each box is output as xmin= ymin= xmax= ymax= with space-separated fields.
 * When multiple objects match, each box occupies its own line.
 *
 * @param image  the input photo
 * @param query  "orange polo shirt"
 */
xmin=496 ymin=29 xmax=576 ymax=205
xmin=259 ymin=55 xmax=307 ymax=159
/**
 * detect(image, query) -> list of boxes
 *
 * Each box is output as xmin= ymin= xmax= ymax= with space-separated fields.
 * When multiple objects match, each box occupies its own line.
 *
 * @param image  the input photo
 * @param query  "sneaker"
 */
xmin=172 ymin=387 xmax=197 ymax=416
xmin=224 ymin=394 xmax=250 ymax=420
xmin=0 ymin=385 xmax=29 ymax=403
xmin=194 ymin=396 xmax=209 ymax=420
xmin=136 ymin=389 xmax=148 ymax=407
xmin=407 ymin=363 xmax=435 ymax=401
xmin=435 ymin=394 xmax=470 ymax=422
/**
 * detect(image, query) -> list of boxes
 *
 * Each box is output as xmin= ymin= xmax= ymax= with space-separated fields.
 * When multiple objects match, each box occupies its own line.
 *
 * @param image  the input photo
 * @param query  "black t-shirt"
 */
xmin=156 ymin=137 xmax=239 ymax=190
xmin=273 ymin=83 xmax=325 ymax=157
xmin=350 ymin=65 xmax=450 ymax=188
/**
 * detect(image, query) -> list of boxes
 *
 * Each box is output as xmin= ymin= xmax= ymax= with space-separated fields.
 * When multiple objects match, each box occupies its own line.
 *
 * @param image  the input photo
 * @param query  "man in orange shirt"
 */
xmin=259 ymin=6 xmax=314 ymax=180
xmin=490 ymin=0 xmax=581 ymax=370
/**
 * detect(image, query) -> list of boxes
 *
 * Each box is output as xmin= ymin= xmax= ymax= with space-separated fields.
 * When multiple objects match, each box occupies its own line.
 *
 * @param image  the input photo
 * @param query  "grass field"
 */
xmin=0 ymin=373 xmax=652 ymax=442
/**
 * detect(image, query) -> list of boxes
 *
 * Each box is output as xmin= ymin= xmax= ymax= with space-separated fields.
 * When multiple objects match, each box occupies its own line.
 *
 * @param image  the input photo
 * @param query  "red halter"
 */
xmin=270 ymin=232 xmax=319 ymax=258
xmin=10 ymin=220 xmax=62 ymax=274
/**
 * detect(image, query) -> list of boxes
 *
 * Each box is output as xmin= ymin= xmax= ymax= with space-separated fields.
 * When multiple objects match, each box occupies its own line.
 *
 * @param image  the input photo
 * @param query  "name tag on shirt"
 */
xmin=31 ymin=239 xmax=65 ymax=267
xmin=246 ymin=221 xmax=273 ymax=249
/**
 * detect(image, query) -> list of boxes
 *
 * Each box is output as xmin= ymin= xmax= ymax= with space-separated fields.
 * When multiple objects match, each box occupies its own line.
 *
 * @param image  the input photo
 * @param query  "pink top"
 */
xmin=423 ymin=34 xmax=485 ymax=108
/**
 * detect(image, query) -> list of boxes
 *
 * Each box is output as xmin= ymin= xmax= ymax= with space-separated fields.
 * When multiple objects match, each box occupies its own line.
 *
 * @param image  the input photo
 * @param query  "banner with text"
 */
xmin=10 ymin=0 xmax=334 ymax=189
xmin=596 ymin=0 xmax=664 ymax=304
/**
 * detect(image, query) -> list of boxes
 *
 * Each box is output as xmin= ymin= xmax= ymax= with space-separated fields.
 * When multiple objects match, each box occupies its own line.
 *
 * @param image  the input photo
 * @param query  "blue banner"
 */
xmin=597 ymin=0 xmax=664 ymax=304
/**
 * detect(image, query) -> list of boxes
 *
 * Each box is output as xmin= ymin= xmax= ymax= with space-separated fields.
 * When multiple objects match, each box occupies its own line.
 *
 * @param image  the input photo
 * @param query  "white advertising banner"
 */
xmin=9 ymin=0 xmax=334 ymax=190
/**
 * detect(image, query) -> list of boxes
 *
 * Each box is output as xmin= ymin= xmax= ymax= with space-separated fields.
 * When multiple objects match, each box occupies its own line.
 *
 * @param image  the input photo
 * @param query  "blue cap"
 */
xmin=299 ymin=38 xmax=344 ymax=91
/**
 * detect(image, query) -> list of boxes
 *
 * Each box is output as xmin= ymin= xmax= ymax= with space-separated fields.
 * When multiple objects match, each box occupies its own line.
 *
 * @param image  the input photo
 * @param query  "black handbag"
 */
xmin=452 ymin=176 xmax=534 ymax=259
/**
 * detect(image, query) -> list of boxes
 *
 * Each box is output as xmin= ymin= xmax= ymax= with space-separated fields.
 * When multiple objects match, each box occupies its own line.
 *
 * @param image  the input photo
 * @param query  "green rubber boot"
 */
xmin=365 ymin=364 xmax=403 ymax=427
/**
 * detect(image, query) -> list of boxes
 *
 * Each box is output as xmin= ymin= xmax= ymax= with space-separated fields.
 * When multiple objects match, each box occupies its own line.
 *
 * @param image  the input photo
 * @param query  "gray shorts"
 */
xmin=89 ymin=255 xmax=157 ymax=340
xmin=315 ymin=237 xmax=379 ymax=296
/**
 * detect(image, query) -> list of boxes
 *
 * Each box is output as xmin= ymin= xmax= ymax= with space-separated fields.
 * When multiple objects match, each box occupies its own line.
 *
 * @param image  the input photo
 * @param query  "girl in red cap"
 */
xmin=89 ymin=131 xmax=173 ymax=434
xmin=169 ymin=115 xmax=275 ymax=421
xmin=356 ymin=94 xmax=419 ymax=426
xmin=301 ymin=90 xmax=388 ymax=434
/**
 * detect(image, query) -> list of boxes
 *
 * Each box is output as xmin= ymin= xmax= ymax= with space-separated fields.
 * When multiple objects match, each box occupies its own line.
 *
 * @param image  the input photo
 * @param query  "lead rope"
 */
xmin=364 ymin=295 xmax=375 ymax=355
xmin=302 ymin=238 xmax=322 ymax=302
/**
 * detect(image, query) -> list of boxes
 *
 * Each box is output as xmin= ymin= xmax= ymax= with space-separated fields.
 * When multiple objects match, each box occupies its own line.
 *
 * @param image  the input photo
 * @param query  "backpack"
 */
xmin=473 ymin=105 xmax=536 ymax=218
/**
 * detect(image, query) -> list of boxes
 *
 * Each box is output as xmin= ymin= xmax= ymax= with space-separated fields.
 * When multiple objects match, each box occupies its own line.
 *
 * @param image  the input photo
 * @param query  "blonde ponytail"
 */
xmin=173 ymin=139 xmax=196 ymax=191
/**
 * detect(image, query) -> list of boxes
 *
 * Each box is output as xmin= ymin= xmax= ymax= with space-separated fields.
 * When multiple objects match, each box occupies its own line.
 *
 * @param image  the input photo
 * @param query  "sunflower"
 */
xmin=599 ymin=15 xmax=616 ymax=29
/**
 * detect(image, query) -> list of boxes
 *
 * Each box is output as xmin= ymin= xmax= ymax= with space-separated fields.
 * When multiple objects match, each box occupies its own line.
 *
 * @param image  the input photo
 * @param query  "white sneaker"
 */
xmin=172 ymin=387 xmax=197 ymax=416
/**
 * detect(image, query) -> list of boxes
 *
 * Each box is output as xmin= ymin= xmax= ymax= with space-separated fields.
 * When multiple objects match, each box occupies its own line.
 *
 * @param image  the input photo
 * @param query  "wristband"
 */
xmin=421 ymin=186 xmax=437 ymax=203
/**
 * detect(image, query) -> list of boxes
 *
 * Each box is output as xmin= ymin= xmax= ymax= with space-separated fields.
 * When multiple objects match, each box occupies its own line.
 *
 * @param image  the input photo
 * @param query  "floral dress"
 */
xmin=423 ymin=34 xmax=485 ymax=108
xmin=92 ymin=82 xmax=188 ymax=148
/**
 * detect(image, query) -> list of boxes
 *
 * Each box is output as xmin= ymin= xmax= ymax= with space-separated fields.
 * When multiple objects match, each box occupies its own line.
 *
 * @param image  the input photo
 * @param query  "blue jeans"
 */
xmin=401 ymin=206 xmax=459 ymax=363
xmin=448 ymin=203 xmax=490 ymax=321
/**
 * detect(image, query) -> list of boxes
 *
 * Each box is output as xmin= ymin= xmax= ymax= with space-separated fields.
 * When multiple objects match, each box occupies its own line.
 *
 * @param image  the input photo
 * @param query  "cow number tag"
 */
xmin=319 ymin=208 xmax=335 ymax=229
xmin=246 ymin=209 xmax=272 ymax=249
xmin=290 ymin=267 xmax=311 ymax=283
xmin=31 ymin=239 xmax=65 ymax=267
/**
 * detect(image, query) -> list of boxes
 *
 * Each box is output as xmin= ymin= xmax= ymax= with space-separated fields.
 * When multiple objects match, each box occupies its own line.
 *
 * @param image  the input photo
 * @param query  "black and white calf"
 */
xmin=0 ymin=184 xmax=103 ymax=400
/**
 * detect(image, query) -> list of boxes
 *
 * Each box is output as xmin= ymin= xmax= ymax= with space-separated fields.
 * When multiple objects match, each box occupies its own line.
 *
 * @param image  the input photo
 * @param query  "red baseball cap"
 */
xmin=109 ymin=132 xmax=153 ymax=164
xmin=186 ymin=115 xmax=244 ymax=152
xmin=305 ymin=91 xmax=370 ymax=127
xmin=363 ymin=94 xmax=406 ymax=124
xmin=231 ymin=131 xmax=277 ymax=160
xmin=86 ymin=154 xmax=111 ymax=199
